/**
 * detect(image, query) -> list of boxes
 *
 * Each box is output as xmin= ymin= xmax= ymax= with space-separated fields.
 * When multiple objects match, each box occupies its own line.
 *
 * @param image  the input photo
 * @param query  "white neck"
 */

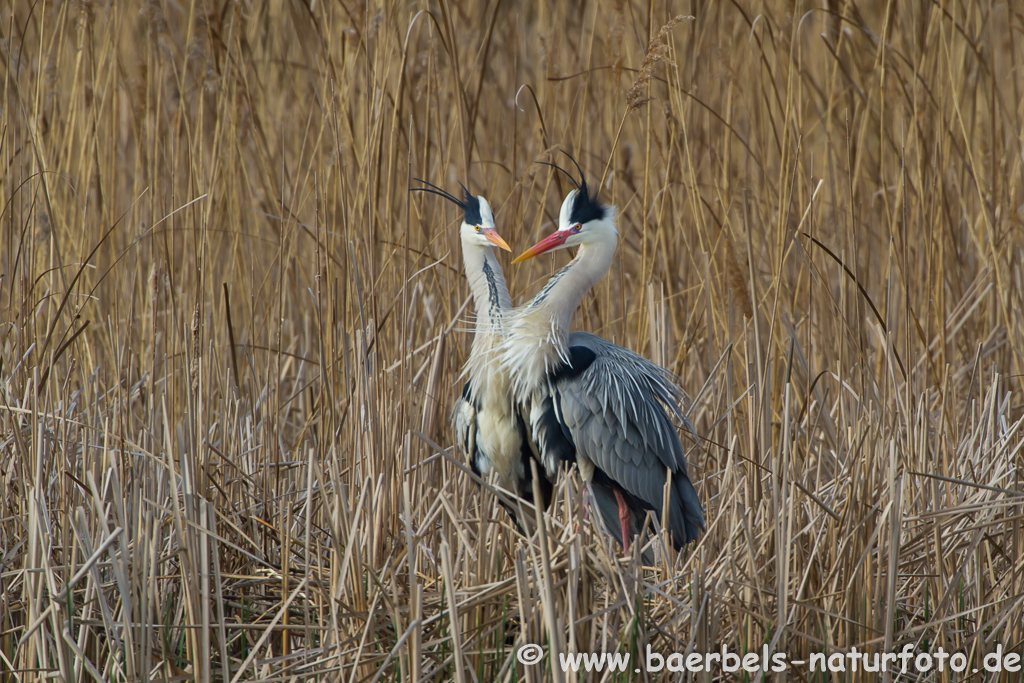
xmin=502 ymin=233 xmax=617 ymax=399
xmin=462 ymin=237 xmax=512 ymax=383
xmin=462 ymin=238 xmax=512 ymax=328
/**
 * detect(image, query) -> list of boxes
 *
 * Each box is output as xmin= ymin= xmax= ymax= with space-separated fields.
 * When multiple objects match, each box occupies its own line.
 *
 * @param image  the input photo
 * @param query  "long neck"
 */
xmin=528 ymin=238 xmax=616 ymax=335
xmin=462 ymin=239 xmax=512 ymax=337
xmin=503 ymin=236 xmax=617 ymax=397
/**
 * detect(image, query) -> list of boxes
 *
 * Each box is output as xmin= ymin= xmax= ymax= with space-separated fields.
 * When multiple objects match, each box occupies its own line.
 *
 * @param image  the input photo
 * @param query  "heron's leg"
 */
xmin=613 ymin=489 xmax=632 ymax=553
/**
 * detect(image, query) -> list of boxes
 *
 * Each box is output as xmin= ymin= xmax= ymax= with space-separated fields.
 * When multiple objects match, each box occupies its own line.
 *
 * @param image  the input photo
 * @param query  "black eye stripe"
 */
xmin=461 ymin=187 xmax=484 ymax=225
xmin=409 ymin=180 xmax=484 ymax=226
xmin=568 ymin=186 xmax=606 ymax=225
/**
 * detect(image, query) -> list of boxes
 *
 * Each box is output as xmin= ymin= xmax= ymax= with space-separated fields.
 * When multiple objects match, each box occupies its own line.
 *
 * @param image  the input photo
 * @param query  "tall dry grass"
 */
xmin=2 ymin=0 xmax=1023 ymax=680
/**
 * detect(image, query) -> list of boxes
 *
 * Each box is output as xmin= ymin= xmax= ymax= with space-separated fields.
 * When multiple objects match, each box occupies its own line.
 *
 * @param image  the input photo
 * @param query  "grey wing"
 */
xmin=565 ymin=331 xmax=700 ymax=444
xmin=557 ymin=334 xmax=704 ymax=544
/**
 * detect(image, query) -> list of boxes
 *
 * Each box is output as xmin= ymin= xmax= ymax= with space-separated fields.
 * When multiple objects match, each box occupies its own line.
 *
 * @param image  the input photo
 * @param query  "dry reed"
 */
xmin=2 ymin=1 xmax=1022 ymax=681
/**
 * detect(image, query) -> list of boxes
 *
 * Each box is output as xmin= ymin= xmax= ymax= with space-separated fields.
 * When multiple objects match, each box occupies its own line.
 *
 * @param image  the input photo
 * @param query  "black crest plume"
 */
xmin=537 ymin=150 xmax=606 ymax=226
xmin=410 ymin=179 xmax=483 ymax=225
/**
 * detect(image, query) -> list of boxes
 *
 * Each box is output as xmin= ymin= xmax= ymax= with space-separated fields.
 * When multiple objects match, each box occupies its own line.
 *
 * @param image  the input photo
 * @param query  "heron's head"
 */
xmin=458 ymin=190 xmax=511 ymax=251
xmin=513 ymin=155 xmax=617 ymax=264
xmin=410 ymin=179 xmax=511 ymax=252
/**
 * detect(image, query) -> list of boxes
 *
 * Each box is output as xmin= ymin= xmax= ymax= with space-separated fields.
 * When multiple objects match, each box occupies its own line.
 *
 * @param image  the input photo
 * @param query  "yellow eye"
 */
xmin=475 ymin=225 xmax=481 ymax=232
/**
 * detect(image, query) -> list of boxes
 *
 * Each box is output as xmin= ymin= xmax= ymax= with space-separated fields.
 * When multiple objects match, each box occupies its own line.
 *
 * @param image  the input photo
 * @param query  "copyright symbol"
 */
xmin=517 ymin=643 xmax=543 ymax=665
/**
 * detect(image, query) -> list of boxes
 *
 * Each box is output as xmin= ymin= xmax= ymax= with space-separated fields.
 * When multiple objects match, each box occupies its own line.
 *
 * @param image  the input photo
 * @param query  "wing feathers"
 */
xmin=533 ymin=332 xmax=704 ymax=547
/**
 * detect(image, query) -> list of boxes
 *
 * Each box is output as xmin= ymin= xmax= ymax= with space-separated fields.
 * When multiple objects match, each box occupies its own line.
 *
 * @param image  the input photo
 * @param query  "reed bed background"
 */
xmin=2 ymin=0 xmax=1023 ymax=680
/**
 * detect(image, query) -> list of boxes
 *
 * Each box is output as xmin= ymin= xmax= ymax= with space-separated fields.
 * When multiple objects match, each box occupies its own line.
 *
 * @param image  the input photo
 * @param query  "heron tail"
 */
xmin=669 ymin=472 xmax=705 ymax=546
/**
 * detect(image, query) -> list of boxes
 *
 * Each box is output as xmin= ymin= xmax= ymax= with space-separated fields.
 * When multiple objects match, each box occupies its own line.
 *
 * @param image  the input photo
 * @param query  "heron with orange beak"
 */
xmin=500 ymin=156 xmax=704 ymax=554
xmin=411 ymin=180 xmax=553 ymax=525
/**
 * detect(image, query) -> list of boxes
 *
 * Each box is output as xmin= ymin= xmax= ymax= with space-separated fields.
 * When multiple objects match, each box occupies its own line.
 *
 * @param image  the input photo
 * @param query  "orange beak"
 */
xmin=512 ymin=229 xmax=573 ymax=264
xmin=481 ymin=228 xmax=511 ymax=252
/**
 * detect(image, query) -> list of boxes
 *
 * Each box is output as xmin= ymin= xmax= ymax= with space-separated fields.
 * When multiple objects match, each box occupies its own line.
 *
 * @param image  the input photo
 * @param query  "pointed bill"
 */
xmin=512 ymin=229 xmax=572 ymax=263
xmin=481 ymin=228 xmax=511 ymax=252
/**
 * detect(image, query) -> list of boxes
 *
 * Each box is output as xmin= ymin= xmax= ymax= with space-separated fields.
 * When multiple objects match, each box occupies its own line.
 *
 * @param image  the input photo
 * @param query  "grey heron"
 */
xmin=499 ymin=159 xmax=704 ymax=553
xmin=410 ymin=180 xmax=553 ymax=525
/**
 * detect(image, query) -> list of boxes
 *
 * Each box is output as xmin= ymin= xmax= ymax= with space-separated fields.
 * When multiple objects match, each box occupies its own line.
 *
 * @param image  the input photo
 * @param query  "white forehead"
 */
xmin=558 ymin=189 xmax=579 ymax=228
xmin=477 ymin=196 xmax=495 ymax=228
